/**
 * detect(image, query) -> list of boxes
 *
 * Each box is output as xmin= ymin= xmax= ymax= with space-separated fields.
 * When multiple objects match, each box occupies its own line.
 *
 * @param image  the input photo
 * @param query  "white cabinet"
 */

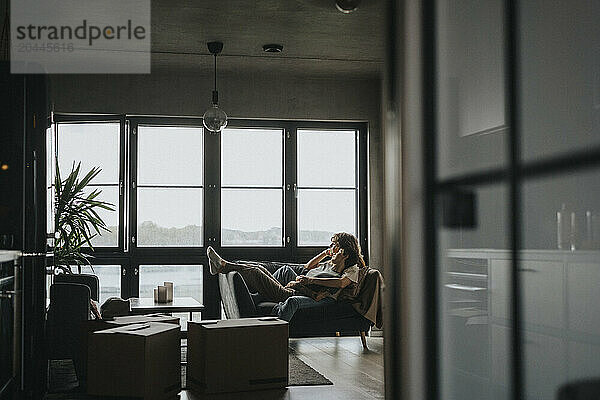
xmin=437 ymin=0 xmax=505 ymax=138
xmin=567 ymin=263 xmax=600 ymax=335
xmin=491 ymin=325 xmax=566 ymax=400
xmin=520 ymin=261 xmax=564 ymax=329
xmin=568 ymin=340 xmax=600 ymax=381
xmin=523 ymin=331 xmax=566 ymax=400
xmin=490 ymin=259 xmax=509 ymax=322
xmin=449 ymin=249 xmax=600 ymax=400
xmin=490 ymin=259 xmax=564 ymax=329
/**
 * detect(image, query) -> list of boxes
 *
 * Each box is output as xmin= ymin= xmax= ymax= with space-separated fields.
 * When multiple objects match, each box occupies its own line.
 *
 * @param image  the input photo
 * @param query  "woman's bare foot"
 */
xmin=207 ymin=246 xmax=225 ymax=275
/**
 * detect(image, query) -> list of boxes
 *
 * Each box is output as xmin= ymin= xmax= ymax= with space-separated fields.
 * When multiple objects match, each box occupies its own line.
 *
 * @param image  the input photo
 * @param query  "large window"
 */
xmin=136 ymin=125 xmax=204 ymax=247
xmin=221 ymin=128 xmax=284 ymax=246
xmin=297 ymin=129 xmax=358 ymax=246
xmin=48 ymin=116 xmax=367 ymax=318
xmin=52 ymin=119 xmax=123 ymax=248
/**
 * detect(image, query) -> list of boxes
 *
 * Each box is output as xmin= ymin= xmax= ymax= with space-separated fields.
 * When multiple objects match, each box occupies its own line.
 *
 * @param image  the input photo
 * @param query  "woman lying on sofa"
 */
xmin=206 ymin=232 xmax=366 ymax=321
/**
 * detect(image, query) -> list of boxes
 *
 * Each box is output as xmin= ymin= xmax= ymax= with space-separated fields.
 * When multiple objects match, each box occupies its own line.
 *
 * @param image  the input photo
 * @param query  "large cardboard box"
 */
xmin=87 ymin=322 xmax=181 ymax=400
xmin=187 ymin=317 xmax=288 ymax=394
xmin=80 ymin=314 xmax=180 ymax=381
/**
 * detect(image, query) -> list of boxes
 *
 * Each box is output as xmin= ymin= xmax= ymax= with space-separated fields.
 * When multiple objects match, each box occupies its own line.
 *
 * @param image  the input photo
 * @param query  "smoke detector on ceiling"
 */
xmin=263 ymin=44 xmax=284 ymax=53
xmin=335 ymin=0 xmax=361 ymax=13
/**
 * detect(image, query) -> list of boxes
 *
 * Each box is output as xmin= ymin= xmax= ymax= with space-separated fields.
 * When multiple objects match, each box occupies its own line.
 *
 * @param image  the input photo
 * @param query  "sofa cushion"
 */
xmin=218 ymin=271 xmax=257 ymax=319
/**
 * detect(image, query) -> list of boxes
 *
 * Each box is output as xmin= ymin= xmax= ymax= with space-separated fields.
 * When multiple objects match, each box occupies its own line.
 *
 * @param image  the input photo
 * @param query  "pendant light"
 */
xmin=203 ymin=41 xmax=227 ymax=133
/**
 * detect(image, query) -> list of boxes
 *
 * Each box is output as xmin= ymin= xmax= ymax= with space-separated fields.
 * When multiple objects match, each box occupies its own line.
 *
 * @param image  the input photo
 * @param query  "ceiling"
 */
xmin=150 ymin=0 xmax=385 ymax=78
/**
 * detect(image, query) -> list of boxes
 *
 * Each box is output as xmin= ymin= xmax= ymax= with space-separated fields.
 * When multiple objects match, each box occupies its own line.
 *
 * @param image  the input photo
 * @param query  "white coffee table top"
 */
xmin=129 ymin=296 xmax=204 ymax=314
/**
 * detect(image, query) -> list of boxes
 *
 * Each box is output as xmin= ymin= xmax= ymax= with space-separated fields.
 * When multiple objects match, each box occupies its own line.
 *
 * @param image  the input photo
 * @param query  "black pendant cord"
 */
xmin=211 ymin=54 xmax=219 ymax=105
xmin=214 ymin=54 xmax=217 ymax=92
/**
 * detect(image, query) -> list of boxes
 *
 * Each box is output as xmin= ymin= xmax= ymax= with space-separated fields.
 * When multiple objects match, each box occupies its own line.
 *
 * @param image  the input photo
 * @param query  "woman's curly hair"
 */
xmin=331 ymin=232 xmax=366 ymax=270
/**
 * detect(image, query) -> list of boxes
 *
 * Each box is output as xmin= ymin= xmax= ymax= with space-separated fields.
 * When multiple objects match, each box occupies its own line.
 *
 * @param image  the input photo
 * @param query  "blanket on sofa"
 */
xmin=340 ymin=267 xmax=384 ymax=329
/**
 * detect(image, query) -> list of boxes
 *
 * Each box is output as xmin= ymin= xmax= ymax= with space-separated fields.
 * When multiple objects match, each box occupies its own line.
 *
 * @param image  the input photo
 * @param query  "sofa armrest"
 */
xmin=218 ymin=271 xmax=257 ymax=319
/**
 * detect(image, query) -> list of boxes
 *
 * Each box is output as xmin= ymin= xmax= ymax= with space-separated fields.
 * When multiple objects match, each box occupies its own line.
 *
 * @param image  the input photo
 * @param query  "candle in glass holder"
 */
xmin=157 ymin=285 xmax=168 ymax=303
xmin=164 ymin=282 xmax=173 ymax=302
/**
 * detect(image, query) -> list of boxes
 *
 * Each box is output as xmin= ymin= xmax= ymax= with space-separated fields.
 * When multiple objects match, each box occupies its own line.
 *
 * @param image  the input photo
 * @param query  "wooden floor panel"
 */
xmin=181 ymin=336 xmax=384 ymax=400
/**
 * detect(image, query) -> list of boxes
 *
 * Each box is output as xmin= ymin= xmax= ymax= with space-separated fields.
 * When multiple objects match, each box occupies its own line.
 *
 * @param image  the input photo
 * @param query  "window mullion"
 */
xmin=204 ymin=130 xmax=220 ymax=247
xmin=118 ymin=115 xmax=126 ymax=252
xmin=287 ymin=124 xmax=298 ymax=260
xmin=128 ymin=119 xmax=138 ymax=256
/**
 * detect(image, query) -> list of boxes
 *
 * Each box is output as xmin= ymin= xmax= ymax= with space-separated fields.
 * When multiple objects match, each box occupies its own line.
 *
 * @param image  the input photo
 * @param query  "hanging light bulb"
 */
xmin=203 ymin=90 xmax=227 ymax=133
xmin=203 ymin=42 xmax=228 ymax=133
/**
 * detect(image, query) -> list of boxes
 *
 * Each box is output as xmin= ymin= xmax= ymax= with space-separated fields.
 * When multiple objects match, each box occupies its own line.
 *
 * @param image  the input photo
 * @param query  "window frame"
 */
xmin=131 ymin=119 xmax=206 ymax=250
xmin=52 ymin=114 xmax=127 ymax=255
xmin=290 ymin=121 xmax=369 ymax=263
xmin=219 ymin=121 xmax=287 ymax=249
xmin=295 ymin=126 xmax=361 ymax=248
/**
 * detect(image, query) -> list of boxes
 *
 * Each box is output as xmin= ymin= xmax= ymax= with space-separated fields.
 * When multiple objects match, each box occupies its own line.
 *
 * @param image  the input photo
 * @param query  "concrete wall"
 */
xmin=49 ymin=71 xmax=385 ymax=268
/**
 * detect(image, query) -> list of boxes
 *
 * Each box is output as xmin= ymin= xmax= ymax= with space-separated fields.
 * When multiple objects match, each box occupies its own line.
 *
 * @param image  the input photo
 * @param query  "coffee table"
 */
xmin=129 ymin=297 xmax=204 ymax=321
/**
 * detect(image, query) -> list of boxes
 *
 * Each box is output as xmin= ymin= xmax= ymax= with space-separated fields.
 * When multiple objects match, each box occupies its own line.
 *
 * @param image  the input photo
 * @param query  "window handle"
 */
xmin=293 ymin=183 xmax=297 ymax=198
xmin=518 ymin=268 xmax=538 ymax=273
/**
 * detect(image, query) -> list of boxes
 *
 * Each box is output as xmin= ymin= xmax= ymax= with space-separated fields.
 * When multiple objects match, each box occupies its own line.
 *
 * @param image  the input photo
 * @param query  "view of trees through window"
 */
xmin=137 ymin=125 xmax=204 ymax=247
xmin=297 ymin=129 xmax=358 ymax=245
xmin=221 ymin=128 xmax=283 ymax=246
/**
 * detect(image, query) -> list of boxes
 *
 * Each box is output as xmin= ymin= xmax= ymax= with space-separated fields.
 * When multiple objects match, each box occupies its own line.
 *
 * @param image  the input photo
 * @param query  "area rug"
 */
xmin=180 ymin=345 xmax=332 ymax=387
xmin=48 ymin=346 xmax=332 ymax=397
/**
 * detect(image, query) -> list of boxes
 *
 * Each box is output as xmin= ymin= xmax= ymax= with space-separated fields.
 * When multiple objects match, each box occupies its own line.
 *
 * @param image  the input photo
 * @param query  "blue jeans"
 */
xmin=276 ymin=295 xmax=334 ymax=322
xmin=268 ymin=265 xmax=335 ymax=321
xmin=272 ymin=265 xmax=299 ymax=286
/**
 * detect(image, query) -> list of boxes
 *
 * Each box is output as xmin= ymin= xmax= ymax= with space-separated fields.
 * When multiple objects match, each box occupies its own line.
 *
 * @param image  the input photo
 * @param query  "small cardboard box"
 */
xmin=83 ymin=314 xmax=180 ymax=335
xmin=80 ymin=314 xmax=180 ymax=381
xmin=87 ymin=322 xmax=181 ymax=400
xmin=187 ymin=317 xmax=288 ymax=394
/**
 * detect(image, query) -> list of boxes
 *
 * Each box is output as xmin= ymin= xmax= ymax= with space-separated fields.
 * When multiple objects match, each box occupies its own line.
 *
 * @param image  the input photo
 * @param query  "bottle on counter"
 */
xmin=582 ymin=210 xmax=600 ymax=250
xmin=570 ymin=211 xmax=578 ymax=251
xmin=557 ymin=204 xmax=571 ymax=250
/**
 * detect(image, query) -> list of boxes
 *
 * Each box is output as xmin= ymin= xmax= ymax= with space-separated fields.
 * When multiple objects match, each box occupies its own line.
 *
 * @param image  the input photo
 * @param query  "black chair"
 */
xmin=46 ymin=283 xmax=90 ymax=377
xmin=45 ymin=274 xmax=99 ymax=381
xmin=54 ymin=273 xmax=99 ymax=302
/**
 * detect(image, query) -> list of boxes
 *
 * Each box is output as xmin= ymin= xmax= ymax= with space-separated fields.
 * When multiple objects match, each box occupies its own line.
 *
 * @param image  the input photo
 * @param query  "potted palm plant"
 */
xmin=53 ymin=161 xmax=115 ymax=274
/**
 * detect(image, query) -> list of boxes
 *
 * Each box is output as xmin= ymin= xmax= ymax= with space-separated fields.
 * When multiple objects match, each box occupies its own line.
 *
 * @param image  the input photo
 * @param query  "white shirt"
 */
xmin=306 ymin=261 xmax=360 ymax=299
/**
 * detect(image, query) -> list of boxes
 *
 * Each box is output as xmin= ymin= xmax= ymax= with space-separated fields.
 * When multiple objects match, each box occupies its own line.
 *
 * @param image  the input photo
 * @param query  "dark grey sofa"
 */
xmin=218 ymin=261 xmax=372 ymax=341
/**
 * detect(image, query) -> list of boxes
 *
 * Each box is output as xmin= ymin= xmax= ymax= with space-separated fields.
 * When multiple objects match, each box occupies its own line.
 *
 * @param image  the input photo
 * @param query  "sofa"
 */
xmin=218 ymin=261 xmax=373 ymax=346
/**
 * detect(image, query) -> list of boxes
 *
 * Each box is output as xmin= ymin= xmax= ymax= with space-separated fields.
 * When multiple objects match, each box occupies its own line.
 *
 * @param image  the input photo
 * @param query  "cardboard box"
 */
xmin=86 ymin=314 xmax=181 ymax=331
xmin=187 ymin=317 xmax=288 ymax=394
xmin=87 ymin=322 xmax=181 ymax=400
xmin=80 ymin=314 xmax=180 ymax=381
